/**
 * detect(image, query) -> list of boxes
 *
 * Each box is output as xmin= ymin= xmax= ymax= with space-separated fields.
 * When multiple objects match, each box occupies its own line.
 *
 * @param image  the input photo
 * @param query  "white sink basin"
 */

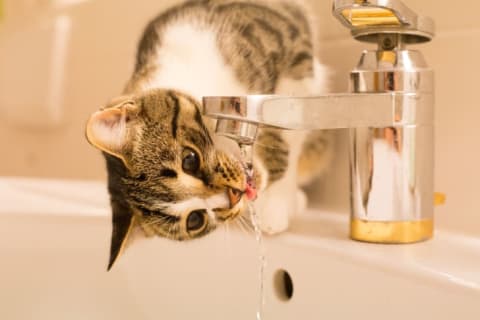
xmin=1 ymin=178 xmax=479 ymax=319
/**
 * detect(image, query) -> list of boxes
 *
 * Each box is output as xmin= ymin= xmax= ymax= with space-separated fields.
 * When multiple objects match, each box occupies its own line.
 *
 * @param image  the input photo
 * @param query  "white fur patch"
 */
xmin=142 ymin=24 xmax=248 ymax=100
xmin=164 ymin=193 xmax=230 ymax=220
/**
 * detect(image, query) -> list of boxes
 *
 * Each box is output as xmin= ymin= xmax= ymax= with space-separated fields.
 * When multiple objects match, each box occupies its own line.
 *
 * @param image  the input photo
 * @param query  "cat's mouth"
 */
xmin=225 ymin=167 xmax=257 ymax=208
xmin=230 ymin=168 xmax=257 ymax=206
xmin=225 ymin=184 xmax=256 ymax=208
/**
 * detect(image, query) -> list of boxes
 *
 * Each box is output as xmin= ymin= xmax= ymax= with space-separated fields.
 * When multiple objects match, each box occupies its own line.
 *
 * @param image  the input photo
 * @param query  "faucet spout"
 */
xmin=203 ymin=92 xmax=431 ymax=133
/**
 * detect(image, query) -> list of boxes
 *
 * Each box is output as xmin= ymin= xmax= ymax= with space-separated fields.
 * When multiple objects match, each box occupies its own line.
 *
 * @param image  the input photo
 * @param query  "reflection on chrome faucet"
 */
xmin=352 ymin=126 xmax=432 ymax=223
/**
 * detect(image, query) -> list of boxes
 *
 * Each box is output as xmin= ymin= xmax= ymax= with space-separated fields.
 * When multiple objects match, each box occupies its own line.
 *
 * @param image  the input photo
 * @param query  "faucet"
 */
xmin=202 ymin=0 xmax=435 ymax=244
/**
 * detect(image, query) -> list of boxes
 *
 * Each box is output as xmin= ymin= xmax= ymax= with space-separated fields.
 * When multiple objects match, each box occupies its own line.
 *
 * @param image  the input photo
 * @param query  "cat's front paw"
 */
xmin=254 ymin=187 xmax=307 ymax=235
xmin=257 ymin=202 xmax=290 ymax=235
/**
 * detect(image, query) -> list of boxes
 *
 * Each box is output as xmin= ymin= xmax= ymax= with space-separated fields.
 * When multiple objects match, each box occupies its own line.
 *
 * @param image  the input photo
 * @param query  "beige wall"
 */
xmin=1 ymin=0 xmax=479 ymax=236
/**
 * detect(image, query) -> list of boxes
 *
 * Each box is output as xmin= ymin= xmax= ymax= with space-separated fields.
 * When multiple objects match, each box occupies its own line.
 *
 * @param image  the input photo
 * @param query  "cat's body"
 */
xmin=86 ymin=0 xmax=332 ymax=269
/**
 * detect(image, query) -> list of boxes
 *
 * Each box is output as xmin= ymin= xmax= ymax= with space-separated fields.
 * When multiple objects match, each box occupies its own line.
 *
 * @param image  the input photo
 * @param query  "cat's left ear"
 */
xmin=85 ymin=97 xmax=138 ymax=164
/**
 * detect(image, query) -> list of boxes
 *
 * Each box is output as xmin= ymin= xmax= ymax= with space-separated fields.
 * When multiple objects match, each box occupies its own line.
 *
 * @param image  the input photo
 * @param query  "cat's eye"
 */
xmin=186 ymin=209 xmax=206 ymax=232
xmin=182 ymin=148 xmax=200 ymax=175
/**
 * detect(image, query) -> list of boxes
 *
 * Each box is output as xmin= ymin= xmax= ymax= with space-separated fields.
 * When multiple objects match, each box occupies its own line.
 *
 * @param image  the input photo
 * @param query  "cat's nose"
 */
xmin=227 ymin=187 xmax=243 ymax=208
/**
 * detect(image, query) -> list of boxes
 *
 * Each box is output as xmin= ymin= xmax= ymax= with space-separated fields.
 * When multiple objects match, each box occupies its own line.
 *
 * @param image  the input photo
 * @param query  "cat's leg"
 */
xmin=254 ymin=59 xmax=330 ymax=233
xmin=253 ymin=129 xmax=307 ymax=234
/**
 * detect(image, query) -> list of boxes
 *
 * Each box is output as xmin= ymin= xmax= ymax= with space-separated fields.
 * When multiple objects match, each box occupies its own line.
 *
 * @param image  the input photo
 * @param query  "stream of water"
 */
xmin=247 ymin=202 xmax=266 ymax=320
xmin=239 ymin=143 xmax=266 ymax=320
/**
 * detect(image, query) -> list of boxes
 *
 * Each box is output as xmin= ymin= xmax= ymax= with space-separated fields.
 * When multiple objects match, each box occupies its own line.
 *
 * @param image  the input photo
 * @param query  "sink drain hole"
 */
xmin=273 ymin=269 xmax=294 ymax=301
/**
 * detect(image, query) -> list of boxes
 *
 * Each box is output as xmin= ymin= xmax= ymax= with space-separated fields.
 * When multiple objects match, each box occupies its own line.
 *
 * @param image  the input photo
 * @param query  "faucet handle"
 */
xmin=332 ymin=0 xmax=434 ymax=45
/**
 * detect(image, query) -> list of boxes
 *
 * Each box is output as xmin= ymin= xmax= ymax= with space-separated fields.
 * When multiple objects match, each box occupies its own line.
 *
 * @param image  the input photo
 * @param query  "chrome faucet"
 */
xmin=202 ymin=0 xmax=435 ymax=244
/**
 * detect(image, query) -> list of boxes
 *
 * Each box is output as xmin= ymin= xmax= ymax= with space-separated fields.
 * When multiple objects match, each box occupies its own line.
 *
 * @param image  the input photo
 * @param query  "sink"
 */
xmin=1 ymin=178 xmax=479 ymax=319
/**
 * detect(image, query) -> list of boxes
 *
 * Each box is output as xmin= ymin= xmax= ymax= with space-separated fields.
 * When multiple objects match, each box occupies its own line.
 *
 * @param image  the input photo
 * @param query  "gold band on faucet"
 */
xmin=350 ymin=218 xmax=433 ymax=243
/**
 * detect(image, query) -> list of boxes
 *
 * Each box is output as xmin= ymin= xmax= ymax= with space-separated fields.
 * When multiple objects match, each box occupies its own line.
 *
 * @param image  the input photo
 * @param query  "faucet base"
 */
xmin=350 ymin=218 xmax=433 ymax=243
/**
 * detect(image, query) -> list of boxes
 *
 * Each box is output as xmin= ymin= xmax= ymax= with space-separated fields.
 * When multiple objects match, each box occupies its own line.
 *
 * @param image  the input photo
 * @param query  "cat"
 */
xmin=85 ymin=0 xmax=333 ymax=270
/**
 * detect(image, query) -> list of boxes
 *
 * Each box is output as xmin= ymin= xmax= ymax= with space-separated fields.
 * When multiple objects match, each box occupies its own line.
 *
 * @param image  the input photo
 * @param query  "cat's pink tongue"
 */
xmin=245 ymin=184 xmax=257 ymax=200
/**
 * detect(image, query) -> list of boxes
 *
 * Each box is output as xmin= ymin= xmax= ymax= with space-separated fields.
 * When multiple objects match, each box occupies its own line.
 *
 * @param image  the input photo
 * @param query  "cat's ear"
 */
xmin=85 ymin=97 xmax=138 ymax=163
xmin=108 ymin=199 xmax=136 ymax=271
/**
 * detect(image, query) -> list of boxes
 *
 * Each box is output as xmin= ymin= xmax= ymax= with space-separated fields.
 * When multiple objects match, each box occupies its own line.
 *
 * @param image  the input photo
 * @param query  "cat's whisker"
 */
xmin=229 ymin=216 xmax=242 ymax=232
xmin=239 ymin=214 xmax=255 ymax=232
xmin=142 ymin=215 xmax=170 ymax=227
xmin=223 ymin=220 xmax=229 ymax=241
xmin=167 ymin=222 xmax=176 ymax=239
xmin=235 ymin=216 xmax=253 ymax=237
xmin=222 ymin=221 xmax=235 ymax=258
xmin=233 ymin=219 xmax=247 ymax=236
xmin=141 ymin=219 xmax=158 ymax=227
xmin=241 ymin=219 xmax=254 ymax=235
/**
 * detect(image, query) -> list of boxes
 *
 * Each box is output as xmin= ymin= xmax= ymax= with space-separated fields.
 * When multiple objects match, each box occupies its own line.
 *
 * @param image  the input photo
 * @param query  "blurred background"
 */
xmin=0 ymin=0 xmax=478 ymax=236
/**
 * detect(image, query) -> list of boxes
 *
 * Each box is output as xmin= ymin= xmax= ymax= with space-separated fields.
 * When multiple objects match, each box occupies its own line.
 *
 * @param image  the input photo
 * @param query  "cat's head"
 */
xmin=86 ymin=89 xmax=257 ymax=269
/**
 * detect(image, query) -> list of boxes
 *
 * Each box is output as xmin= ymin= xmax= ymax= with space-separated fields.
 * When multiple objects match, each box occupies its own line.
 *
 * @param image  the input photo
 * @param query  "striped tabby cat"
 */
xmin=86 ymin=0 xmax=332 ymax=270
